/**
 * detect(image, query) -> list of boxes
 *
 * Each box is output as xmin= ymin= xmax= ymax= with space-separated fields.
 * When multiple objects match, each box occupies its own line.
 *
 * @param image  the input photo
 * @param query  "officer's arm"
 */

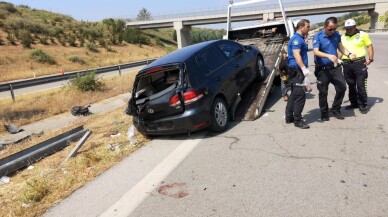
xmin=313 ymin=47 xmax=338 ymax=64
xmin=313 ymin=47 xmax=332 ymax=58
xmin=367 ymin=44 xmax=374 ymax=61
xmin=292 ymin=49 xmax=305 ymax=68
xmin=365 ymin=44 xmax=374 ymax=65
xmin=338 ymin=43 xmax=355 ymax=59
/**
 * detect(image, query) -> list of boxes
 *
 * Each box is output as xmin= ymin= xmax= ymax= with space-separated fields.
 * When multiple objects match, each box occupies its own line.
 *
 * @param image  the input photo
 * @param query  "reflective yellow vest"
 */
xmin=341 ymin=30 xmax=372 ymax=59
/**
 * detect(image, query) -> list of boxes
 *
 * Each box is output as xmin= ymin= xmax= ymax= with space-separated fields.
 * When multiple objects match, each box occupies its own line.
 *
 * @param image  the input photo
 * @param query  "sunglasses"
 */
xmin=327 ymin=28 xmax=336 ymax=32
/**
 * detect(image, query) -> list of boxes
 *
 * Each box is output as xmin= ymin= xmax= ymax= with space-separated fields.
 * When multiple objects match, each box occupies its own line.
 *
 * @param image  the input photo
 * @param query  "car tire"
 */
xmin=257 ymin=56 xmax=266 ymax=81
xmin=209 ymin=98 xmax=229 ymax=132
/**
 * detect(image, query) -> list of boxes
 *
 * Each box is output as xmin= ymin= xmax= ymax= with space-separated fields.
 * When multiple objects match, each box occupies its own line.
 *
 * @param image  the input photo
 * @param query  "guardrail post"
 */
xmin=118 ymin=65 xmax=121 ymax=76
xmin=9 ymin=84 xmax=15 ymax=102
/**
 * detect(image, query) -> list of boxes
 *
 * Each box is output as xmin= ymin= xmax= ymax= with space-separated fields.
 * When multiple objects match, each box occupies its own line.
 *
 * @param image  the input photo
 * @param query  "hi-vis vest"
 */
xmin=341 ymin=30 xmax=372 ymax=60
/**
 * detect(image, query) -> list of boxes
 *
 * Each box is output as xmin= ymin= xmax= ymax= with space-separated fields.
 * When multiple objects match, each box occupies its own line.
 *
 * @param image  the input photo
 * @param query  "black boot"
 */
xmin=294 ymin=120 xmax=310 ymax=129
xmin=330 ymin=109 xmax=344 ymax=119
xmin=359 ymin=106 xmax=367 ymax=114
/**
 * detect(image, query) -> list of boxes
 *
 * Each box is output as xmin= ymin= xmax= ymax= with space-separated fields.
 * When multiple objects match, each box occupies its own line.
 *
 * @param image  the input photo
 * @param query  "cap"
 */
xmin=344 ymin=19 xmax=356 ymax=29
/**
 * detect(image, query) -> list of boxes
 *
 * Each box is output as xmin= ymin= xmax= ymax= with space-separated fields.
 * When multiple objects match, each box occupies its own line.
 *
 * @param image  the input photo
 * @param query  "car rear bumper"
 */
xmin=133 ymin=106 xmax=211 ymax=136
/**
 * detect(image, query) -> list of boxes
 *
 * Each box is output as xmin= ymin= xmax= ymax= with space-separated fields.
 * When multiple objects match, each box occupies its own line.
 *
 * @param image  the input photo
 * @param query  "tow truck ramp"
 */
xmin=235 ymin=38 xmax=284 ymax=121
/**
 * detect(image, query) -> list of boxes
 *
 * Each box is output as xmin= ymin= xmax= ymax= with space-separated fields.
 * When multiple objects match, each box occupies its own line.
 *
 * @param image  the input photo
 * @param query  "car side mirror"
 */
xmin=233 ymin=49 xmax=244 ymax=57
xmin=244 ymin=45 xmax=252 ymax=52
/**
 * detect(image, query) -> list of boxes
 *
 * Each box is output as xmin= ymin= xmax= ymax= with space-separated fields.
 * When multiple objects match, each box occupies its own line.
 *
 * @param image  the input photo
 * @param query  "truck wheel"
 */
xmin=257 ymin=56 xmax=265 ymax=81
xmin=209 ymin=98 xmax=228 ymax=132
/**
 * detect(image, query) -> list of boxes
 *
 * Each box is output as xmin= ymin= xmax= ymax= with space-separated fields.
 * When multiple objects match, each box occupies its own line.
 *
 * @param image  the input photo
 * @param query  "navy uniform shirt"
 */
xmin=313 ymin=30 xmax=341 ymax=66
xmin=288 ymin=32 xmax=308 ymax=68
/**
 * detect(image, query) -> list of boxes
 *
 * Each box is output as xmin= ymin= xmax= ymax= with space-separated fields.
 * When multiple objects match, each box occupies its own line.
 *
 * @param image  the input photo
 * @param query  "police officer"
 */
xmin=285 ymin=19 xmax=311 ymax=129
xmin=341 ymin=19 xmax=374 ymax=114
xmin=313 ymin=17 xmax=355 ymax=121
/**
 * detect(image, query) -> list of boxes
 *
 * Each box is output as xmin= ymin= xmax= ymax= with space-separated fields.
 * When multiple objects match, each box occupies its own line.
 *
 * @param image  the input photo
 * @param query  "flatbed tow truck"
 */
xmin=228 ymin=0 xmax=296 ymax=120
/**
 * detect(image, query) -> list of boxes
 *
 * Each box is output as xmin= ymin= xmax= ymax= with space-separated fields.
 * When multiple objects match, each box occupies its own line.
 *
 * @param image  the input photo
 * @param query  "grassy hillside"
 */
xmin=0 ymin=2 xmax=226 ymax=83
xmin=0 ymin=2 xmax=169 ymax=83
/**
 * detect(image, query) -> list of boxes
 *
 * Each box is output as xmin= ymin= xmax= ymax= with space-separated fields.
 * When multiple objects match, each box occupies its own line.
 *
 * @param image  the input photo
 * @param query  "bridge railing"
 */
xmin=127 ymin=0 xmax=360 ymax=22
xmin=365 ymin=28 xmax=388 ymax=33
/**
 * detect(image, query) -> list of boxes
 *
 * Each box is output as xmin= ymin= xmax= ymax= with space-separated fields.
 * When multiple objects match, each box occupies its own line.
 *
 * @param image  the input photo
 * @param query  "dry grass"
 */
xmin=0 ymin=29 xmax=167 ymax=83
xmin=0 ymin=105 xmax=150 ymax=217
xmin=0 ymin=71 xmax=137 ymax=134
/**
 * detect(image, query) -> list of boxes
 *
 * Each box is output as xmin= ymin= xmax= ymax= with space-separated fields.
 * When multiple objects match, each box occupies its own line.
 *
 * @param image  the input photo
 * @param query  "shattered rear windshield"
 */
xmin=135 ymin=68 xmax=180 ymax=100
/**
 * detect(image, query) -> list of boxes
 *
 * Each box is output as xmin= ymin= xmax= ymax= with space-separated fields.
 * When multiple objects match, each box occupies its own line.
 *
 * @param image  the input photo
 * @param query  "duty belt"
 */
xmin=342 ymin=57 xmax=366 ymax=64
xmin=318 ymin=64 xmax=342 ymax=70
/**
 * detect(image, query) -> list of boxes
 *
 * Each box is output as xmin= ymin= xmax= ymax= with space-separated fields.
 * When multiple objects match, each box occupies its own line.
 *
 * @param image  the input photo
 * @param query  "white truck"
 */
xmin=226 ymin=0 xmax=297 ymax=120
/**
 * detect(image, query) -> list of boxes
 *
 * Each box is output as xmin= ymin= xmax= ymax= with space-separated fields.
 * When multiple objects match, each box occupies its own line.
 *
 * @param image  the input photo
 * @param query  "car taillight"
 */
xmin=183 ymin=90 xmax=204 ymax=104
xmin=169 ymin=90 xmax=204 ymax=107
xmin=169 ymin=94 xmax=181 ymax=107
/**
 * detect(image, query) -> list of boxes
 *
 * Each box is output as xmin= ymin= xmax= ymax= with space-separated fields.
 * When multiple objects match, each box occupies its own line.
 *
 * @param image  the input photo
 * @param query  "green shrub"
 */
xmin=0 ymin=2 xmax=17 ymax=13
xmin=0 ymin=10 xmax=6 ymax=19
xmin=6 ymin=33 xmax=16 ymax=45
xmin=79 ymin=36 xmax=85 ymax=47
xmin=69 ymin=71 xmax=105 ymax=92
xmin=155 ymin=38 xmax=164 ymax=47
xmin=30 ymin=48 xmax=56 ymax=64
xmin=86 ymin=42 xmax=98 ymax=52
xmin=50 ymin=36 xmax=55 ymax=44
xmin=68 ymin=34 xmax=77 ymax=47
xmin=6 ymin=17 xmax=48 ymax=34
xmin=18 ymin=4 xmax=30 ymax=9
xmin=105 ymin=45 xmax=116 ymax=52
xmin=19 ymin=29 xmax=33 ymax=48
xmin=39 ymin=35 xmax=49 ymax=45
xmin=98 ymin=38 xmax=106 ymax=47
xmin=123 ymin=27 xmax=150 ymax=45
xmin=67 ymin=55 xmax=86 ymax=65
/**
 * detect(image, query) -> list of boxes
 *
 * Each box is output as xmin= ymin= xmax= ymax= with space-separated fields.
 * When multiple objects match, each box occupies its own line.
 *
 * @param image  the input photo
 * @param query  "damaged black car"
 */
xmin=126 ymin=39 xmax=265 ymax=136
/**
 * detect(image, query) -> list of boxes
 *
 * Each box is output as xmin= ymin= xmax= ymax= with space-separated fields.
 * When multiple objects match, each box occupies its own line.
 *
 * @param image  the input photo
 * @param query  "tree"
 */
xmin=137 ymin=8 xmax=152 ymax=21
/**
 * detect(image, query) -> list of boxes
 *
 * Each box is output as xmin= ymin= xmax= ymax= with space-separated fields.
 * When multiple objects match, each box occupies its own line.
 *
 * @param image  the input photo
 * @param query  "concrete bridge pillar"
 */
xmin=173 ymin=21 xmax=191 ymax=49
xmin=368 ymin=2 xmax=388 ymax=29
xmin=263 ymin=12 xmax=275 ymax=22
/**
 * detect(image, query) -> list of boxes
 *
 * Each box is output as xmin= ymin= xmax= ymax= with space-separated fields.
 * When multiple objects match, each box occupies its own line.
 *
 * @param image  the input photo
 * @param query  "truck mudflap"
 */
xmin=235 ymin=42 xmax=283 ymax=121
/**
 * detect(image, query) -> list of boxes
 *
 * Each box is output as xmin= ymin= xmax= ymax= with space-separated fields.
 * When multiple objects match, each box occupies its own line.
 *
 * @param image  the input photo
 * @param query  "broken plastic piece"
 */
xmin=127 ymin=126 xmax=136 ymax=143
xmin=4 ymin=124 xmax=23 ymax=134
xmin=0 ymin=176 xmax=10 ymax=185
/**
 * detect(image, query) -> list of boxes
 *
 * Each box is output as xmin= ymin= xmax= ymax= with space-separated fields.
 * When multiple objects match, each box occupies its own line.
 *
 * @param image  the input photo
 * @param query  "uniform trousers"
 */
xmin=314 ymin=65 xmax=347 ymax=117
xmin=343 ymin=59 xmax=368 ymax=107
xmin=285 ymin=69 xmax=306 ymax=122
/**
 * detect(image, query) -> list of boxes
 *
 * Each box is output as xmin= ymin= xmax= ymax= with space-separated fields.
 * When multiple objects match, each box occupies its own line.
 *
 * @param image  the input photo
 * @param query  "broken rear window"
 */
xmin=135 ymin=68 xmax=180 ymax=100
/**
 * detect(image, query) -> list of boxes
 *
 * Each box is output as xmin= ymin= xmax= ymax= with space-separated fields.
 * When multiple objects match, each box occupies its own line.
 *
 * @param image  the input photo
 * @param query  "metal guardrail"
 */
xmin=0 ymin=58 xmax=157 ymax=93
xmin=365 ymin=28 xmax=388 ymax=33
xmin=0 ymin=126 xmax=88 ymax=177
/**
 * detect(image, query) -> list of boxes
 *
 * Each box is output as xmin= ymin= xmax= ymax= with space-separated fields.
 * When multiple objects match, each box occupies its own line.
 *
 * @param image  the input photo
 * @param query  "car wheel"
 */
xmin=257 ymin=56 xmax=265 ymax=81
xmin=209 ymin=98 xmax=228 ymax=132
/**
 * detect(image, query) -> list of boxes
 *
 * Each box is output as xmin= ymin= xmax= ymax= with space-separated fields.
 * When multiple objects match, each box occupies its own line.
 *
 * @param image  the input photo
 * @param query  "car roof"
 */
xmin=142 ymin=39 xmax=222 ymax=71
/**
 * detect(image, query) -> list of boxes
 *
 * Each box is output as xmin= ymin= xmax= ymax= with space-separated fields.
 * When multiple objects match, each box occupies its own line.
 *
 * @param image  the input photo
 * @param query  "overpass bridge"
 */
xmin=126 ymin=0 xmax=388 ymax=48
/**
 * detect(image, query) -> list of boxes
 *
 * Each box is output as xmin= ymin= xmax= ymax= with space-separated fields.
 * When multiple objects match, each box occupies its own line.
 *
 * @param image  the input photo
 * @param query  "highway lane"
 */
xmin=44 ymin=34 xmax=388 ymax=217
xmin=0 ymin=65 xmax=145 ymax=99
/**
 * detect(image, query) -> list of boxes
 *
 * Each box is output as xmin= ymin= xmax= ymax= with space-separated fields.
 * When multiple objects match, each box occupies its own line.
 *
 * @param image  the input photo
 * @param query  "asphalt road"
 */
xmin=0 ymin=65 xmax=144 ymax=99
xmin=45 ymin=34 xmax=388 ymax=217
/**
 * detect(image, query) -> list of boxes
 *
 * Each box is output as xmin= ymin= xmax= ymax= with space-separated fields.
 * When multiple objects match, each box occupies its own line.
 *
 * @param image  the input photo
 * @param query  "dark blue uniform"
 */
xmin=285 ymin=33 xmax=308 ymax=124
xmin=313 ymin=30 xmax=347 ymax=119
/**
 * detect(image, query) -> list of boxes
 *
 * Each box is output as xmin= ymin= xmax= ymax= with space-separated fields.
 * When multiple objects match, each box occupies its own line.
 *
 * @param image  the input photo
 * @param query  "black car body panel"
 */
xmin=126 ymin=39 xmax=261 ymax=135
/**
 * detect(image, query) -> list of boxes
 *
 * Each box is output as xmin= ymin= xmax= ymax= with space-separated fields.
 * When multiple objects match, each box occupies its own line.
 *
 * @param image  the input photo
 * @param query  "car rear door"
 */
xmin=195 ymin=46 xmax=236 ymax=103
xmin=216 ymin=41 xmax=255 ymax=94
xmin=132 ymin=65 xmax=185 ymax=120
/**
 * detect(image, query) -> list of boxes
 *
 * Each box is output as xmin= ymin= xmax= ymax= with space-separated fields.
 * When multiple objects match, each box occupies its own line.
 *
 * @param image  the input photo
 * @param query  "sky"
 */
xmin=6 ymin=0 xmax=345 ymax=27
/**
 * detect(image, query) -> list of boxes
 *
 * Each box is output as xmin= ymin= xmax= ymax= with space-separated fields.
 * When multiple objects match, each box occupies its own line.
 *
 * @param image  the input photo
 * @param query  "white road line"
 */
xmin=100 ymin=135 xmax=204 ymax=217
